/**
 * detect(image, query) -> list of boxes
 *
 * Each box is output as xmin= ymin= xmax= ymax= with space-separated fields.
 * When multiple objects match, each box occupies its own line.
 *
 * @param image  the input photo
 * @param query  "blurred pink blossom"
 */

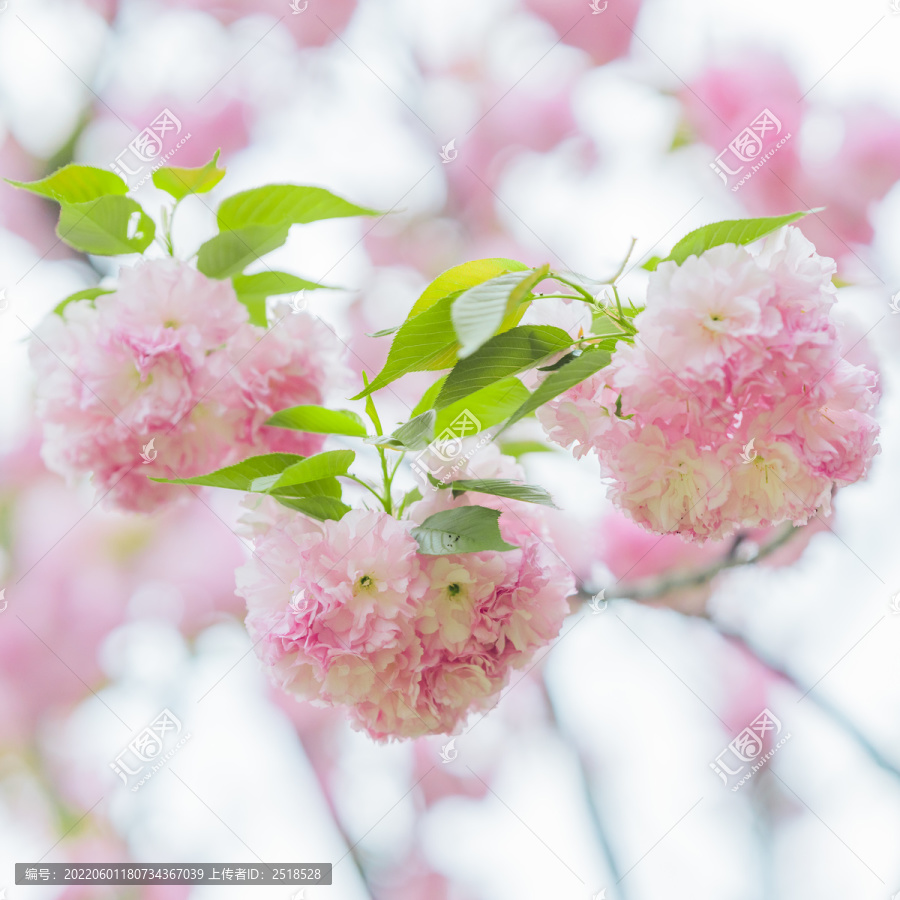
xmin=0 ymin=430 xmax=245 ymax=743
xmin=796 ymin=106 xmax=900 ymax=260
xmin=679 ymin=57 xmax=900 ymax=262
xmin=523 ymin=0 xmax=642 ymax=67
xmin=130 ymin=98 xmax=251 ymax=169
xmin=0 ymin=138 xmax=76 ymax=256
xmin=161 ymin=0 xmax=358 ymax=49
xmin=412 ymin=739 xmax=489 ymax=807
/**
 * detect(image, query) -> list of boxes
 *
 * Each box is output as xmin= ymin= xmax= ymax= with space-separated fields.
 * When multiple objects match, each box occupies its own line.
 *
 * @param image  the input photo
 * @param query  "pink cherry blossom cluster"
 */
xmin=237 ymin=448 xmax=573 ymax=740
xmin=31 ymin=258 xmax=348 ymax=512
xmin=538 ymin=227 xmax=880 ymax=540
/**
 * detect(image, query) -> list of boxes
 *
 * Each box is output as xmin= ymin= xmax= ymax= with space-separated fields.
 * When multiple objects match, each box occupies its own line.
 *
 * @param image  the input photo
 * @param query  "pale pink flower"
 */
xmin=238 ymin=458 xmax=574 ymax=740
xmin=536 ymin=374 xmax=623 ymax=459
xmin=540 ymin=227 xmax=880 ymax=540
xmin=30 ymin=260 xmax=344 ymax=512
xmin=212 ymin=304 xmax=349 ymax=457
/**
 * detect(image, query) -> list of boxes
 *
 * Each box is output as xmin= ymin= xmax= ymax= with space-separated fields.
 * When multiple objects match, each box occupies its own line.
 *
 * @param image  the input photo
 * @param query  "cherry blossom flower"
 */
xmin=30 ymin=259 xmax=346 ymax=512
xmin=539 ymin=228 xmax=880 ymax=540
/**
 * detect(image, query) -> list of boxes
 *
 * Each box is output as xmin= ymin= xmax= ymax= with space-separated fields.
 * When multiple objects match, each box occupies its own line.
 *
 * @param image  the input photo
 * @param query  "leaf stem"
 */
xmin=377 ymin=446 xmax=393 ymax=515
xmin=340 ymin=473 xmax=385 ymax=505
xmin=552 ymin=275 xmax=596 ymax=304
xmin=607 ymin=236 xmax=638 ymax=284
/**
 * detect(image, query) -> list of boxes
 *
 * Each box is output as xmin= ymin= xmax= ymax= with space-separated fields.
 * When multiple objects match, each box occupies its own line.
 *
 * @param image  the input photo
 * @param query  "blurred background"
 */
xmin=1 ymin=0 xmax=900 ymax=897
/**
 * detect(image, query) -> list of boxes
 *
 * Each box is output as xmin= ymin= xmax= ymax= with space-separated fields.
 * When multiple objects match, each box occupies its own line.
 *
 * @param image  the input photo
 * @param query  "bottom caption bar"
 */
xmin=16 ymin=864 xmax=332 ymax=885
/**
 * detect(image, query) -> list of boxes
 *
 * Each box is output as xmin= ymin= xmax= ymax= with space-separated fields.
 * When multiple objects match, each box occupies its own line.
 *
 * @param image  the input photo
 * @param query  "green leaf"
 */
xmin=663 ymin=210 xmax=820 ymax=267
xmin=537 ymin=349 xmax=582 ymax=372
xmin=435 ymin=325 xmax=571 ymax=409
xmin=409 ymin=257 xmax=528 ymax=317
xmin=435 ymin=377 xmax=529 ymax=435
xmin=504 ymin=348 xmax=612 ymax=430
xmin=202 ymin=184 xmax=376 ymax=282
xmin=234 ymin=271 xmax=331 ymax=300
xmin=57 ymin=196 xmax=155 ymax=255
xmin=196 ymin=224 xmax=291 ymax=279
xmin=367 ymin=325 xmax=401 ymax=338
xmin=150 ymin=451 xmax=352 ymax=520
xmin=272 ymin=476 xmax=342 ymax=499
xmin=498 ymin=441 xmax=555 ymax=458
xmin=54 ymin=286 xmax=114 ymax=316
xmin=397 ymin=486 xmax=422 ymax=517
xmin=266 ymin=405 xmax=367 ymax=437
xmin=217 ymin=184 xmax=378 ymax=232
xmin=357 ymin=264 xmax=538 ymax=400
xmin=272 ymin=494 xmax=351 ymax=521
xmin=642 ymin=255 xmax=663 ymax=272
xmin=367 ymin=410 xmax=436 ymax=451
xmin=152 ymin=149 xmax=226 ymax=201
xmin=361 ymin=376 xmax=382 ymax=437
xmin=150 ymin=453 xmax=303 ymax=490
xmin=8 ymin=164 xmax=128 ymax=203
xmin=448 ymin=478 xmax=557 ymax=507
xmin=352 ymin=295 xmax=459 ymax=398
xmin=232 ymin=270 xmax=334 ymax=325
xmin=451 ymin=265 xmax=549 ymax=359
xmin=256 ymin=471 xmax=349 ymax=520
xmin=410 ymin=377 xmax=447 ymax=417
xmin=250 ymin=450 xmax=356 ymax=493
xmin=411 ymin=506 xmax=517 ymax=555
